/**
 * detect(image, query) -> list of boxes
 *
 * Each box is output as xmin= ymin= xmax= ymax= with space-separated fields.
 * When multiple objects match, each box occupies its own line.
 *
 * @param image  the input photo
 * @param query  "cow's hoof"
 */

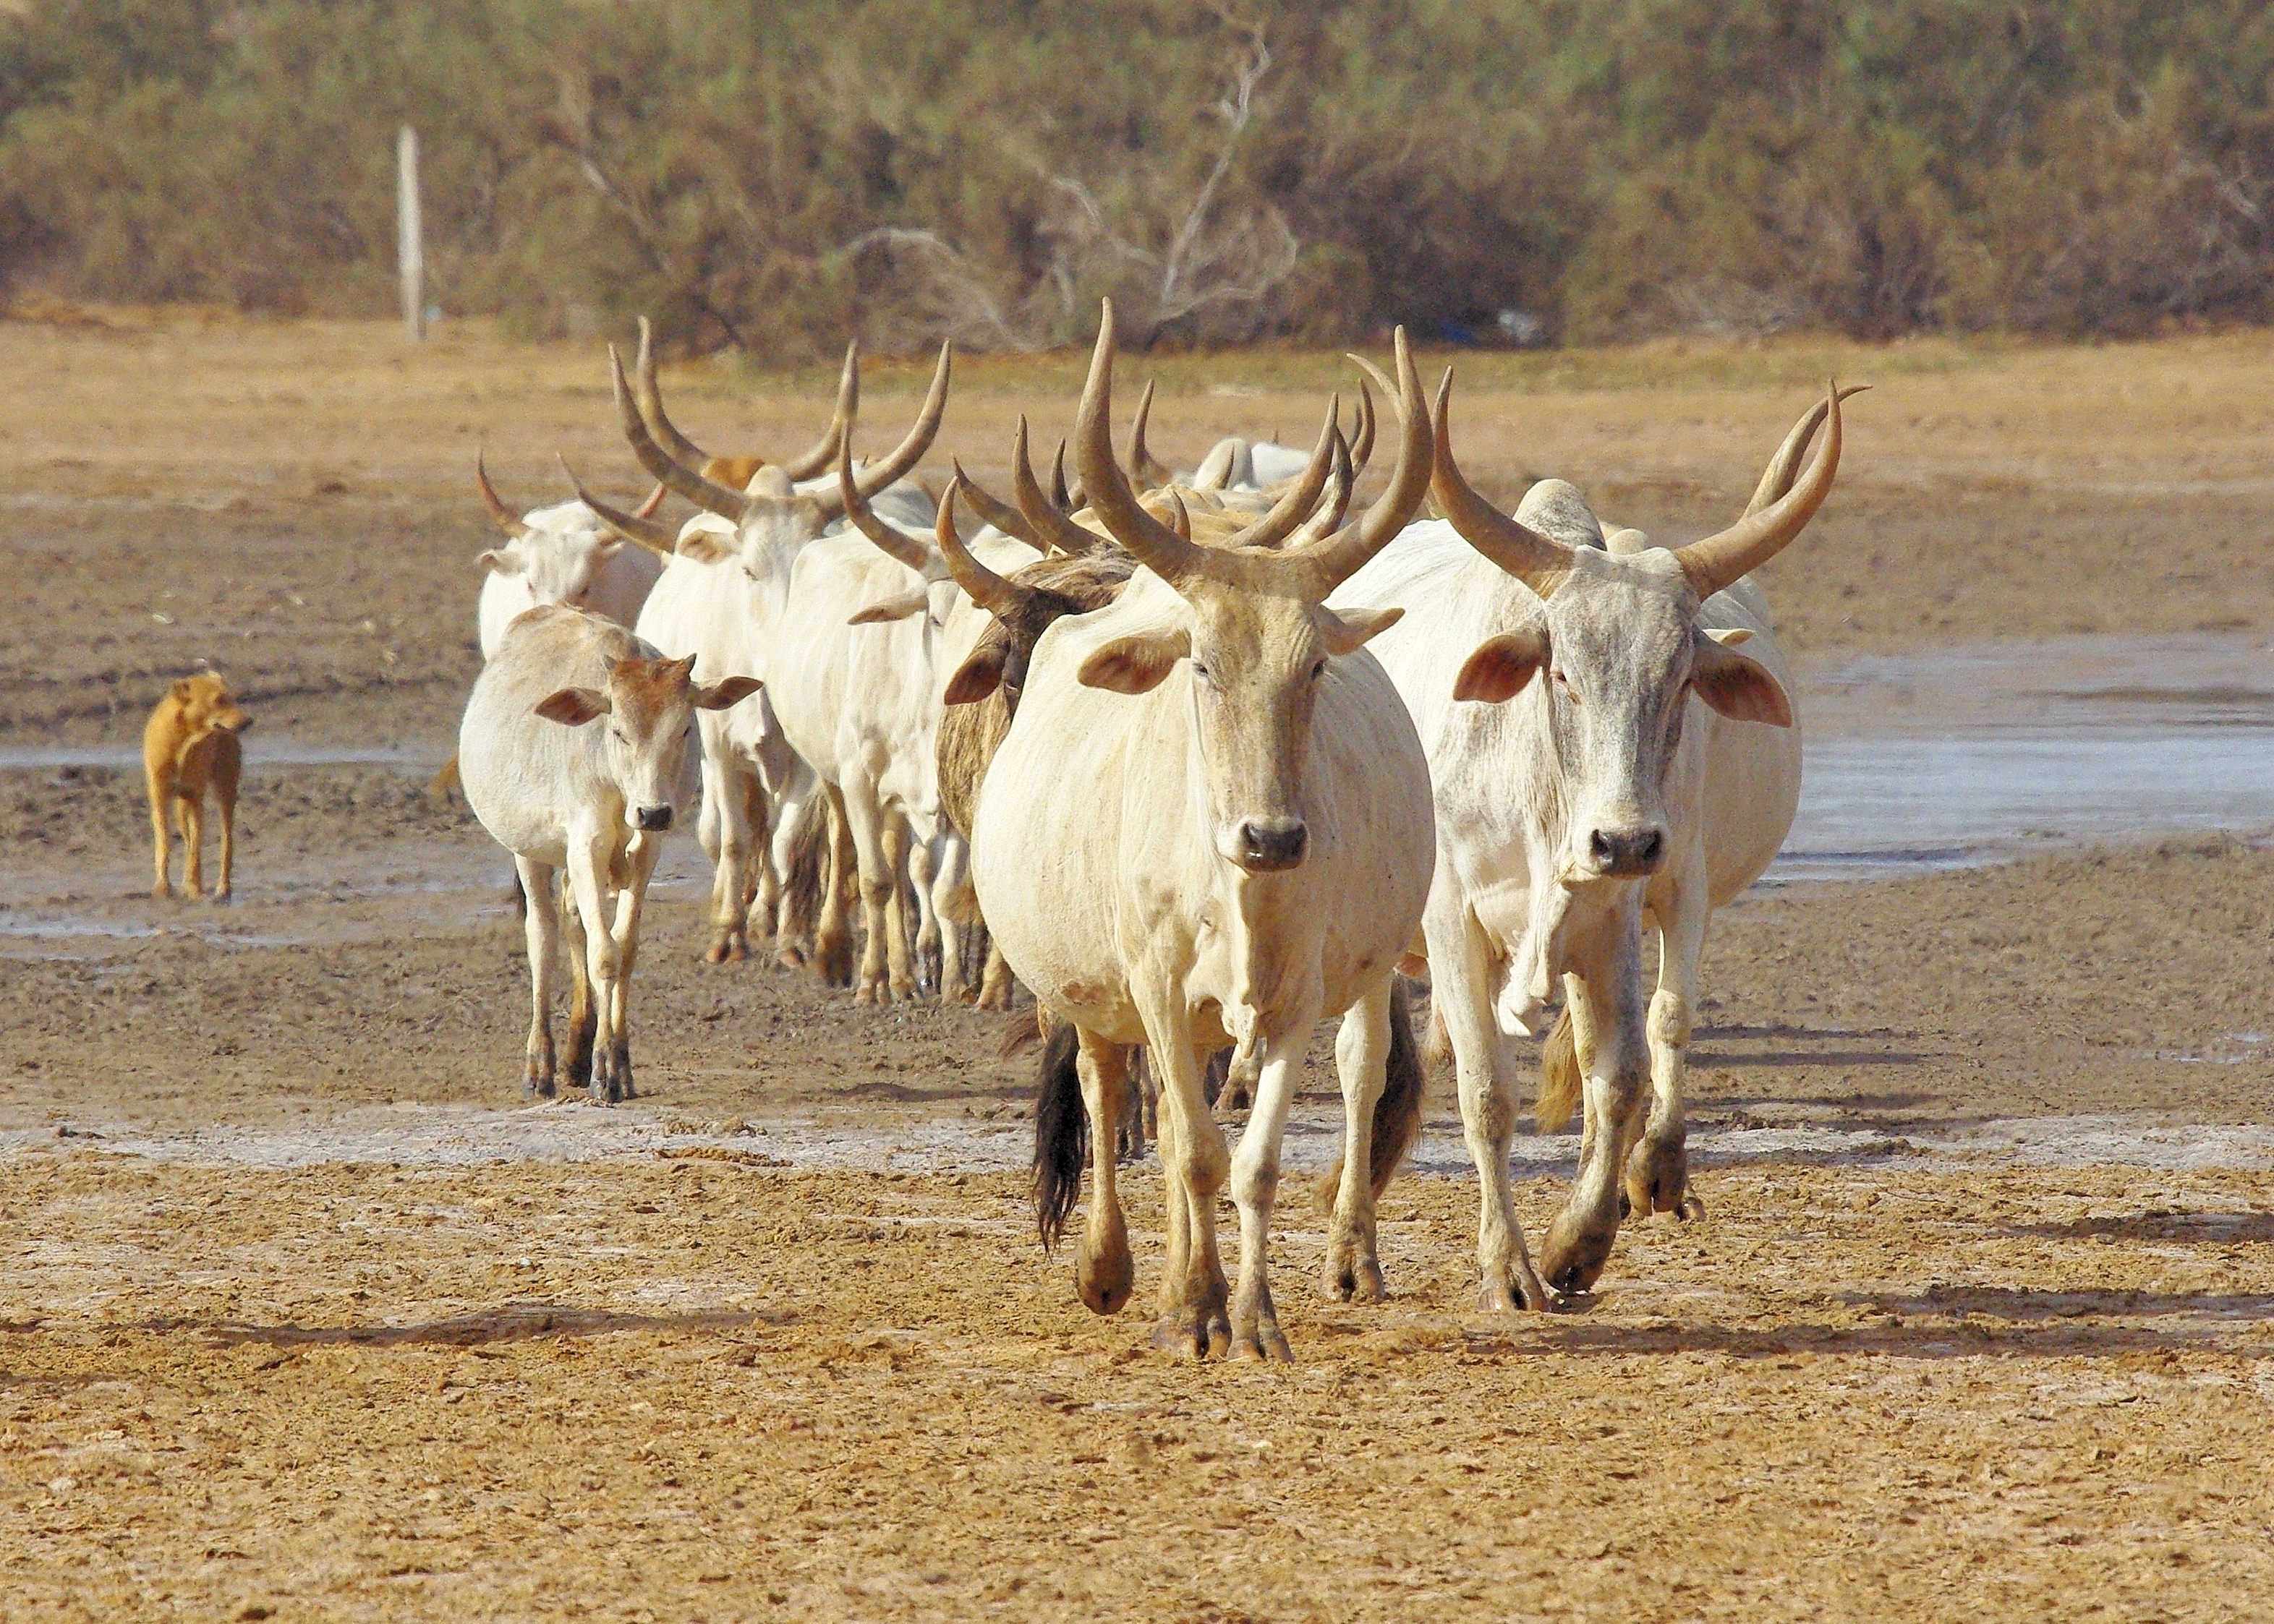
xmin=1230 ymin=1308 xmax=1293 ymax=1364
xmin=1321 ymin=1248 xmax=1384 ymax=1304
xmin=1624 ymin=1134 xmax=1692 ymax=1220
xmin=1149 ymin=1308 xmax=1232 ymax=1361
xmin=1539 ymin=1210 xmax=1617 ymax=1298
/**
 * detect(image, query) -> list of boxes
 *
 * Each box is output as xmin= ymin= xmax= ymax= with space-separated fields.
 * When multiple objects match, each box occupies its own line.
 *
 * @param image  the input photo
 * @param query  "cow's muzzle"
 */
xmin=1232 ymin=817 xmax=1308 ymax=873
xmin=634 ymin=805 xmax=674 ymax=832
xmin=1585 ymin=824 xmax=1665 ymax=877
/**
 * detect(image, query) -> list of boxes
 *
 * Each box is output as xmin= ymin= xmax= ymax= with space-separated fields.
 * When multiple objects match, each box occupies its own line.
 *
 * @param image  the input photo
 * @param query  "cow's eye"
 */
xmin=1191 ymin=661 xmax=1212 ymax=685
xmin=1310 ymin=658 xmax=1327 ymax=681
xmin=610 ymin=727 xmax=629 ymax=744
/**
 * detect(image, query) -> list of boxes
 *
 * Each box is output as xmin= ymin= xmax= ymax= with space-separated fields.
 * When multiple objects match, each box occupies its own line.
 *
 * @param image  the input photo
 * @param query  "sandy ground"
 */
xmin=3 ymin=312 xmax=2273 ymax=1620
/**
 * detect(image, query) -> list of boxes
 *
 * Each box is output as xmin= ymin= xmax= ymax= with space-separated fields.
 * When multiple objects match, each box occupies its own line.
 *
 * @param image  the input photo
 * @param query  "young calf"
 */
xmin=144 ymin=672 xmax=251 ymax=902
xmin=457 ymin=605 xmax=757 ymax=1101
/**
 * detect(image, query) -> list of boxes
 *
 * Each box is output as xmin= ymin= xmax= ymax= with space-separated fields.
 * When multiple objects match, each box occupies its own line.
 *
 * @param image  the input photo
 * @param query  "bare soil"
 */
xmin=3 ymin=312 xmax=2272 ymax=1620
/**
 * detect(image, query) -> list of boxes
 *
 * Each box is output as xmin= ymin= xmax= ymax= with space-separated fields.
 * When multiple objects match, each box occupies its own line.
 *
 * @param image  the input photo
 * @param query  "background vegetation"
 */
xmin=2 ymin=0 xmax=2270 ymax=355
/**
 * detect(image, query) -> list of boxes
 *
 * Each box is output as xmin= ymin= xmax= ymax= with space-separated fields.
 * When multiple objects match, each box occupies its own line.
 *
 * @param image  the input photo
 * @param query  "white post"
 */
xmin=396 ymin=124 xmax=425 ymax=341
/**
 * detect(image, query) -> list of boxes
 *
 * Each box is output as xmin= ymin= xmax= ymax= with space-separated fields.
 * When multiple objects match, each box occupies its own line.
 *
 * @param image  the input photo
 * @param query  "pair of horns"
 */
xmin=610 ymin=326 xmax=953 ymax=529
xmin=629 ymin=317 xmax=857 ymax=486
xmin=1127 ymin=375 xmax=1375 ymax=496
xmin=1434 ymin=377 xmax=1849 ymax=601
xmin=478 ymin=450 xmax=668 ymax=550
xmin=1071 ymin=300 xmax=1431 ymax=600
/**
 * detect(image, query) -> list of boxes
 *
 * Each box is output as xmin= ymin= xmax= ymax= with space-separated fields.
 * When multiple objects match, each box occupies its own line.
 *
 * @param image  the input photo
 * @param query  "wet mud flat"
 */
xmin=4 ymin=1148 xmax=2273 ymax=1621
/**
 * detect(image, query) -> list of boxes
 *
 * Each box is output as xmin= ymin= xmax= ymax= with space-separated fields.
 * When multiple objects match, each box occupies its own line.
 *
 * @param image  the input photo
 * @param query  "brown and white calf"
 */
xmin=456 ymin=605 xmax=757 ymax=1101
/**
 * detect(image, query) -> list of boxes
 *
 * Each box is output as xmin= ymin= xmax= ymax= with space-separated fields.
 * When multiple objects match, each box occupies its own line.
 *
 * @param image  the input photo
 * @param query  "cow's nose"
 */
xmin=1235 ymin=819 xmax=1308 ymax=872
xmin=1587 ymin=826 xmax=1664 ymax=876
xmin=634 ymin=805 xmax=674 ymax=832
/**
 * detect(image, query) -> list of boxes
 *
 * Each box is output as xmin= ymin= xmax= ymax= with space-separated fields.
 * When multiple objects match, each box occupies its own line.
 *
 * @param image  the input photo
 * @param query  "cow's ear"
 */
xmin=693 ymin=676 xmax=762 ymax=711
xmin=1318 ymin=604 xmax=1402 ymax=655
xmin=676 ymin=529 xmax=733 ymax=566
xmin=1454 ymin=628 xmax=1549 ymax=704
xmin=1692 ymin=628 xmax=1792 ymax=727
xmin=535 ymin=687 xmax=610 ymax=726
xmin=945 ymin=646 xmax=1007 ymax=706
xmin=848 ymin=589 xmax=930 ymax=626
xmin=1077 ymin=628 xmax=1191 ymax=695
xmin=479 ymin=549 xmax=522 ymax=576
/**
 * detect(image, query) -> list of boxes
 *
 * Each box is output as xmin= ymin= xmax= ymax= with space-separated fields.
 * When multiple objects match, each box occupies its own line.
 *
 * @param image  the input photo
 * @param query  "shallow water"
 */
xmin=1776 ymin=633 xmax=2274 ymax=880
xmin=0 ymin=739 xmax=434 ymax=772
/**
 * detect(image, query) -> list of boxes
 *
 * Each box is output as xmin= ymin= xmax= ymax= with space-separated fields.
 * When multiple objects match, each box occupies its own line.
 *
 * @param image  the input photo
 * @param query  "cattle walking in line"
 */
xmin=144 ymin=671 xmax=252 ymax=903
xmin=977 ymin=303 xmax=1437 ymax=1360
xmin=456 ymin=604 xmax=759 ymax=1102
xmin=1329 ymin=375 xmax=1848 ymax=1306
xmin=603 ymin=336 xmax=954 ymax=1001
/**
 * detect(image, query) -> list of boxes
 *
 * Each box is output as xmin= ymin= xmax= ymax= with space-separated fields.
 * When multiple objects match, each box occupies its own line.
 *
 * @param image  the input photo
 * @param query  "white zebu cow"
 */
xmin=1125 ymin=376 xmax=1375 ymax=508
xmin=472 ymin=458 xmax=668 ymax=659
xmin=975 ymin=306 xmax=1436 ymax=1361
xmin=457 ymin=604 xmax=757 ymax=1101
xmin=608 ymin=339 xmax=968 ymax=1001
xmin=1328 ymin=378 xmax=1847 ymax=1305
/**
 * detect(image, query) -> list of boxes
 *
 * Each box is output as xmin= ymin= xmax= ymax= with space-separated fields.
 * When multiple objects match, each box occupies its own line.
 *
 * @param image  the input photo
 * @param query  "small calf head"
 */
xmin=166 ymin=672 xmax=252 ymax=740
xmin=536 ymin=654 xmax=760 ymax=832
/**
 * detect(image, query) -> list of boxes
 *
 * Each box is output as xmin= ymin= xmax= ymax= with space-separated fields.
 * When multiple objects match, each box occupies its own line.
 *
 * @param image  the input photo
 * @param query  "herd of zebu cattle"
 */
xmin=456 ymin=299 xmax=1847 ymax=1359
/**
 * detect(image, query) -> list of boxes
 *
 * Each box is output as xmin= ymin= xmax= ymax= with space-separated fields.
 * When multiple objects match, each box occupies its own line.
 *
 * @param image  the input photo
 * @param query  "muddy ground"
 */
xmin=3 ymin=313 xmax=2273 ymax=1620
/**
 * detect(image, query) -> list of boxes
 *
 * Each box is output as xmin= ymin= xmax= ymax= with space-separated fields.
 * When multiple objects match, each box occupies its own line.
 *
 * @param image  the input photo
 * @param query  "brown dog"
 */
xmin=144 ymin=672 xmax=251 ymax=902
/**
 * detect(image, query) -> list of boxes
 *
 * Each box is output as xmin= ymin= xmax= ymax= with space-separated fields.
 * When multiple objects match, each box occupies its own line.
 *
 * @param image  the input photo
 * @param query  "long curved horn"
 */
xmin=1012 ymin=417 xmax=1103 ymax=555
xmin=558 ymin=456 xmax=677 ymax=557
xmin=634 ymin=317 xmax=717 ymax=472
xmin=946 ymin=458 xmax=1044 ymax=552
xmin=1431 ymin=367 xmax=1572 ymax=597
xmin=1745 ymin=383 xmax=1868 ymax=516
xmin=475 ymin=451 xmax=531 ymax=540
xmin=1347 ymin=377 xmax=1376 ymax=479
xmin=1228 ymin=400 xmax=1340 ymax=550
xmin=1076 ymin=304 xmax=1430 ymax=598
xmin=838 ymin=431 xmax=943 ymax=581
xmin=1051 ymin=439 xmax=1078 ymax=512
xmin=1287 ymin=425 xmax=1354 ymax=547
xmin=1074 ymin=302 xmax=1208 ymax=583
xmin=1677 ymin=379 xmax=1845 ymax=599
xmin=1128 ymin=380 xmax=1172 ymax=486
xmin=1270 ymin=326 xmax=1433 ymax=596
xmin=935 ymin=477 xmax=1038 ymax=621
xmin=632 ymin=483 xmax=669 ymax=520
xmin=775 ymin=341 xmax=861 ymax=482
xmin=611 ymin=346 xmax=749 ymax=521
xmin=807 ymin=340 xmax=953 ymax=525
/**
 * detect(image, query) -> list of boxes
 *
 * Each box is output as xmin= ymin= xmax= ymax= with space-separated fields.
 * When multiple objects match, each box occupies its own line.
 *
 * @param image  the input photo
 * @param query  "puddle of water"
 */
xmin=1777 ymin=633 xmax=2274 ymax=880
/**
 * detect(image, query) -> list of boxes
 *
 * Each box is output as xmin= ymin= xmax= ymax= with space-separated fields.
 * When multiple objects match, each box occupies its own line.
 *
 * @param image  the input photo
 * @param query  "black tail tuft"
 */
xmin=1368 ymin=978 xmax=1427 ymax=1196
xmin=1032 ymin=1020 xmax=1086 ymax=1252
xmin=778 ymin=800 xmax=828 ymax=946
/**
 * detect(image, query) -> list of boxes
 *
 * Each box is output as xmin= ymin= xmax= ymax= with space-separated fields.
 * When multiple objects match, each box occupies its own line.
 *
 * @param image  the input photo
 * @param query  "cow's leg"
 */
xmin=558 ymin=876 xmax=596 ymax=1094
xmin=840 ymin=779 xmax=903 ymax=1004
xmin=977 ymin=934 xmax=1016 ymax=1011
xmin=1434 ymin=905 xmax=1550 ymax=1313
xmin=1538 ymin=894 xmax=1651 ymax=1296
xmin=1074 ymin=1032 xmax=1135 ymax=1315
xmin=514 ymin=856 xmax=559 ymax=1100
xmin=924 ymin=832 xmax=970 ymax=1004
xmin=741 ymin=772 xmax=776 ymax=951
xmin=563 ymin=839 xmax=624 ymax=1103
xmin=1229 ymin=1003 xmax=1317 ymax=1363
xmin=1321 ymin=982 xmax=1392 ymax=1305
xmin=816 ymin=787 xmax=859 ymax=988
xmin=148 ymin=766 xmax=175 ymax=899
xmin=601 ymin=834 xmax=660 ymax=1101
xmin=700 ymin=752 xmax=753 ymax=964
xmin=1630 ymin=860 xmax=1710 ymax=1221
xmin=1133 ymin=987 xmax=1232 ymax=1358
xmin=900 ymin=823 xmax=937 ymax=1001
xmin=210 ymin=756 xmax=239 ymax=904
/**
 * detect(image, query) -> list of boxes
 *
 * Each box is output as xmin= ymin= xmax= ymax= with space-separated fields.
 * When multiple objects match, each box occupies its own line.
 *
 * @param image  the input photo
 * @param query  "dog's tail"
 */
xmin=429 ymin=752 xmax=462 ymax=801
